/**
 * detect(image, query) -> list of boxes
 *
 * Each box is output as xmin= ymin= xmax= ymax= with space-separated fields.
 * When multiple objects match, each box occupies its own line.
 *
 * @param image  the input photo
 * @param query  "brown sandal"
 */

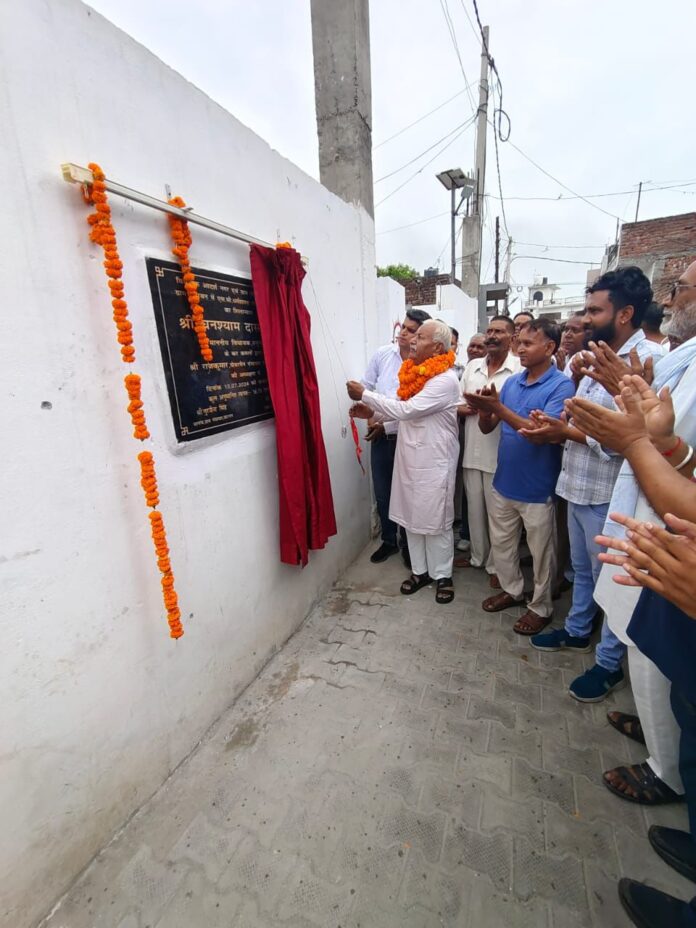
xmin=513 ymin=610 xmax=552 ymax=636
xmin=602 ymin=762 xmax=684 ymax=805
xmin=606 ymin=712 xmax=646 ymax=746
xmin=454 ymin=556 xmax=474 ymax=568
xmin=482 ymin=591 xmax=525 ymax=613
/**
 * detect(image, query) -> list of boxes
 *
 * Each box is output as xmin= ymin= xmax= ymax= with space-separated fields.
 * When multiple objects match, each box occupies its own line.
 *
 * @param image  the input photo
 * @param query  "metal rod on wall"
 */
xmin=61 ymin=163 xmax=307 ymax=261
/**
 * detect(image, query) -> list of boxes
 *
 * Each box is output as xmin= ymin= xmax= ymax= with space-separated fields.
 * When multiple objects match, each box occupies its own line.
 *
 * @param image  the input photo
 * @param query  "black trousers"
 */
xmin=370 ymin=434 xmax=404 ymax=548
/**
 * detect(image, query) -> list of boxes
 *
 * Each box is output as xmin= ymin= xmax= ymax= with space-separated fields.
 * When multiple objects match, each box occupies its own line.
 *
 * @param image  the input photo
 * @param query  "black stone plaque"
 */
xmin=146 ymin=258 xmax=273 ymax=441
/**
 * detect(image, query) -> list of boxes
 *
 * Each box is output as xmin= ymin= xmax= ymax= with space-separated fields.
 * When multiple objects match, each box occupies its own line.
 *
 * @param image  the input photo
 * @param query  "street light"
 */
xmin=436 ymin=169 xmax=475 ymax=284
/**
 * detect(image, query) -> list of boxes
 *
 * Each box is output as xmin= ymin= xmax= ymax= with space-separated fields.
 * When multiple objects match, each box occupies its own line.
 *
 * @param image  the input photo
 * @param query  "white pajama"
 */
xmin=595 ymin=562 xmax=684 ymax=794
xmin=628 ymin=642 xmax=684 ymax=794
xmin=463 ymin=468 xmax=496 ymax=574
xmin=488 ymin=488 xmax=557 ymax=618
xmin=406 ymin=529 xmax=454 ymax=581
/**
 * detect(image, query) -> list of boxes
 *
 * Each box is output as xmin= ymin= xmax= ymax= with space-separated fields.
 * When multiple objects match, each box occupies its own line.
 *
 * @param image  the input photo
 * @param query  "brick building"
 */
xmin=605 ymin=211 xmax=696 ymax=302
xmin=402 ymin=272 xmax=461 ymax=306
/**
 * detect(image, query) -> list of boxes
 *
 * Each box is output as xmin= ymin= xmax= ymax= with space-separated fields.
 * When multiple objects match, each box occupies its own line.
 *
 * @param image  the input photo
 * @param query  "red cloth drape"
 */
xmin=249 ymin=244 xmax=337 ymax=566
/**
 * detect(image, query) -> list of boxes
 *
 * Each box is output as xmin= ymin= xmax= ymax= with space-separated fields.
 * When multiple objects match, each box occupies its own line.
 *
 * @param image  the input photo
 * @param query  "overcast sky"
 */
xmin=88 ymin=0 xmax=695 ymax=304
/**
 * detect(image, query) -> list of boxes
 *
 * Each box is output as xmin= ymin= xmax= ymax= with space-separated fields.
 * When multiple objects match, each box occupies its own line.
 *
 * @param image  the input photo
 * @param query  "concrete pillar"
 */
xmin=460 ymin=214 xmax=481 ymax=300
xmin=310 ymin=0 xmax=374 ymax=217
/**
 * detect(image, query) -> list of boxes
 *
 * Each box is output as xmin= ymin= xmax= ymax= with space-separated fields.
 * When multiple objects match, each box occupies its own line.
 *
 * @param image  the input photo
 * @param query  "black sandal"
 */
xmin=602 ymin=762 xmax=684 ymax=805
xmin=607 ymin=711 xmax=646 ymax=746
xmin=400 ymin=573 xmax=432 ymax=595
xmin=435 ymin=577 xmax=455 ymax=604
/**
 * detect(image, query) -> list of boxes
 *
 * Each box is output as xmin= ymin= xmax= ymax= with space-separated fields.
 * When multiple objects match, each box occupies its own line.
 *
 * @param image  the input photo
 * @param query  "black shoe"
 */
xmin=618 ymin=877 xmax=696 ymax=927
xmin=649 ymin=827 xmax=696 ymax=884
xmin=370 ymin=542 xmax=399 ymax=563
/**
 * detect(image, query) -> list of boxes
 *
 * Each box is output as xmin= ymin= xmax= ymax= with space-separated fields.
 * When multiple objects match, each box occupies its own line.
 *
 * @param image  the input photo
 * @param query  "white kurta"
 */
xmin=362 ymin=369 xmax=460 ymax=534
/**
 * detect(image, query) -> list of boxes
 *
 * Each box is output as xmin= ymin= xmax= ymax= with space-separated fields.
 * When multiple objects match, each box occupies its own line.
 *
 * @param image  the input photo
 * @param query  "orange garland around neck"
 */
xmin=397 ymin=351 xmax=456 ymax=400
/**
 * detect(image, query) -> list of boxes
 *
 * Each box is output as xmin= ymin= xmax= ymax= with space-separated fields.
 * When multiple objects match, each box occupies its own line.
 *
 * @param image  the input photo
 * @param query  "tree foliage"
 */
xmin=376 ymin=263 xmax=419 ymax=281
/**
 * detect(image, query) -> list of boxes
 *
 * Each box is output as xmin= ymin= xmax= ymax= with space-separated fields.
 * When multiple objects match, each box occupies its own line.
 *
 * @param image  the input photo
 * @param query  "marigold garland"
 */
xmin=83 ymin=163 xmax=183 ymax=640
xmin=138 ymin=450 xmax=160 ymax=509
xmin=149 ymin=511 xmax=182 ymax=638
xmin=166 ymin=196 xmax=213 ymax=362
xmin=397 ymin=351 xmax=456 ymax=400
xmin=85 ymin=164 xmax=135 ymax=364
xmin=125 ymin=373 xmax=150 ymax=440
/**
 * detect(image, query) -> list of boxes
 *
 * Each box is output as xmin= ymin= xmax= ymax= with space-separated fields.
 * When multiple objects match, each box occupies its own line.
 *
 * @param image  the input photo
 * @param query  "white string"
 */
xmin=306 ymin=270 xmax=350 ymax=429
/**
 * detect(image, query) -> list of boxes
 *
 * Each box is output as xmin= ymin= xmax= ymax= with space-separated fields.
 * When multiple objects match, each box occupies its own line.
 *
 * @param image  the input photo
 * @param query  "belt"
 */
xmin=385 ymin=433 xmax=397 ymax=441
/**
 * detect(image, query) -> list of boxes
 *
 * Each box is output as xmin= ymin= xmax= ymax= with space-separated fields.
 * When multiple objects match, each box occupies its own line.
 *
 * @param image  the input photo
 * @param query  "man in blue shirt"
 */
xmin=465 ymin=318 xmax=575 ymax=633
xmin=361 ymin=309 xmax=431 ymax=563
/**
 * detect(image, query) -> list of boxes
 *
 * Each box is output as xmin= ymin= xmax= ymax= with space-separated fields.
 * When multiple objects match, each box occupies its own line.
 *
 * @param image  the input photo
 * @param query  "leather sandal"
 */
xmin=607 ymin=711 xmax=646 ymax=746
xmin=435 ymin=578 xmax=455 ymax=604
xmin=482 ymin=591 xmax=525 ymax=613
xmin=602 ymin=762 xmax=685 ymax=805
xmin=513 ymin=610 xmax=552 ymax=636
xmin=400 ymin=573 xmax=432 ymax=595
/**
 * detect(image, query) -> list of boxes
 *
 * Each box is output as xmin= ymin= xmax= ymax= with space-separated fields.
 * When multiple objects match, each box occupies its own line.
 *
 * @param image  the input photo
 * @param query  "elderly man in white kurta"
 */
xmin=347 ymin=320 xmax=461 ymax=604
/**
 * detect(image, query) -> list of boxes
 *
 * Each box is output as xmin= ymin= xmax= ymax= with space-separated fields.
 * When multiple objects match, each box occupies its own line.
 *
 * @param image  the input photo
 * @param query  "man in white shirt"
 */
xmin=361 ymin=308 xmax=431 ymax=563
xmin=348 ymin=320 xmax=461 ymax=603
xmin=456 ymin=315 xmax=520 ymax=580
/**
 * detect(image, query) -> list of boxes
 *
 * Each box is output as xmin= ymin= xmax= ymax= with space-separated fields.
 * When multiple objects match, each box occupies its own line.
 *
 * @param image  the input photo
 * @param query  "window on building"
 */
xmin=533 ymin=290 xmax=544 ymax=304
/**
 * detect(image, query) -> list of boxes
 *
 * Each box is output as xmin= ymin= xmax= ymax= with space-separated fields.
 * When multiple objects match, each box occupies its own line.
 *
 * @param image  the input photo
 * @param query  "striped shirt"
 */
xmin=556 ymin=331 xmax=665 ymax=506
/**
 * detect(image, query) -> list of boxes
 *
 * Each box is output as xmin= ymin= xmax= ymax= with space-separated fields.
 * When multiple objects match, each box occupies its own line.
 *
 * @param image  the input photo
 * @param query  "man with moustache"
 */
xmin=557 ymin=311 xmax=591 ymax=376
xmin=361 ymin=308 xmax=431 ymax=564
xmin=455 ymin=316 xmax=520 ymax=580
xmin=525 ymin=267 xmax=664 ymax=701
xmin=466 ymin=319 xmax=576 ymax=631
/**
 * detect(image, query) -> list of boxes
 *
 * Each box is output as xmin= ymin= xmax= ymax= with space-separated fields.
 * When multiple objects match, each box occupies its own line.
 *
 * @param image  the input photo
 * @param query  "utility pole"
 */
xmin=635 ymin=181 xmax=643 ymax=223
xmin=494 ymin=216 xmax=500 ymax=282
xmin=460 ymin=25 xmax=490 ymax=332
xmin=450 ymin=186 xmax=456 ymax=284
xmin=504 ymin=235 xmax=512 ymax=313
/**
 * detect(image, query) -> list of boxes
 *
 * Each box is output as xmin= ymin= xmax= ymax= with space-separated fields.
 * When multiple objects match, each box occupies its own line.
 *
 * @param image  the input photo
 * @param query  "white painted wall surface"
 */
xmin=374 ymin=276 xmax=406 ymax=345
xmin=0 ymin=1 xmax=376 ymax=924
xmin=420 ymin=284 xmax=478 ymax=344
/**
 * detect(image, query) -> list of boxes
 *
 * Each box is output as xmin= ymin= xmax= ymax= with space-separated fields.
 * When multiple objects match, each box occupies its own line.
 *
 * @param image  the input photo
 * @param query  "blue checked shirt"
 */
xmin=556 ymin=331 xmax=665 ymax=506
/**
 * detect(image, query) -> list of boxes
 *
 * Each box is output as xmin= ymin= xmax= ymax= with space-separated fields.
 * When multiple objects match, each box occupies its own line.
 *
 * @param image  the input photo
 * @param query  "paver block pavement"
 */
xmin=41 ymin=543 xmax=653 ymax=928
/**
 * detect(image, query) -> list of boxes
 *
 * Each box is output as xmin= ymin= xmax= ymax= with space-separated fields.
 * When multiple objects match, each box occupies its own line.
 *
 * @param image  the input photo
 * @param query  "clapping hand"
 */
xmin=614 ymin=375 xmax=675 ymax=451
xmin=596 ymin=512 xmax=696 ymax=619
xmin=463 ymin=383 xmax=500 ymax=415
xmin=579 ymin=342 xmax=654 ymax=396
xmin=519 ymin=409 xmax=569 ymax=444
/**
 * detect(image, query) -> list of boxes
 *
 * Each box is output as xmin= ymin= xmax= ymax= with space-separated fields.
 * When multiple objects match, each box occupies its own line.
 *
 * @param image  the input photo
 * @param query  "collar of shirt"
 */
xmin=518 ymin=364 xmax=557 ymax=388
xmin=470 ymin=352 xmax=518 ymax=377
xmin=616 ymin=329 xmax=649 ymax=358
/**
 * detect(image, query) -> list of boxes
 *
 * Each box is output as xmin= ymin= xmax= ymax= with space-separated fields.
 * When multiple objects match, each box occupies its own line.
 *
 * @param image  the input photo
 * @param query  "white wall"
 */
xmin=375 ymin=276 xmax=407 ymax=344
xmin=0 ymin=2 xmax=377 ymax=925
xmin=420 ymin=283 xmax=478 ymax=343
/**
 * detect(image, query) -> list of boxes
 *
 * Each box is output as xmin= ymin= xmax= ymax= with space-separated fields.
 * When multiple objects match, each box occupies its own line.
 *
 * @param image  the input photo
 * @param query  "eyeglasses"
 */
xmin=670 ymin=281 xmax=696 ymax=300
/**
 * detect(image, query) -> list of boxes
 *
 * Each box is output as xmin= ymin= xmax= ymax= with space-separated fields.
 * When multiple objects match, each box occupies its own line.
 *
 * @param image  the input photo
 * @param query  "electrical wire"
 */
xmin=511 ymin=255 xmax=601 ymax=266
xmin=458 ymin=0 xmax=483 ymax=44
xmin=376 ymin=211 xmax=449 ymax=235
xmin=373 ymin=87 xmax=474 ymax=150
xmin=374 ymin=114 xmax=477 ymax=183
xmin=514 ymin=241 xmax=607 ymax=249
xmin=439 ymin=0 xmax=477 ymax=112
xmin=374 ymin=120 xmax=476 ymax=208
xmin=484 ymin=180 xmax=696 ymax=203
